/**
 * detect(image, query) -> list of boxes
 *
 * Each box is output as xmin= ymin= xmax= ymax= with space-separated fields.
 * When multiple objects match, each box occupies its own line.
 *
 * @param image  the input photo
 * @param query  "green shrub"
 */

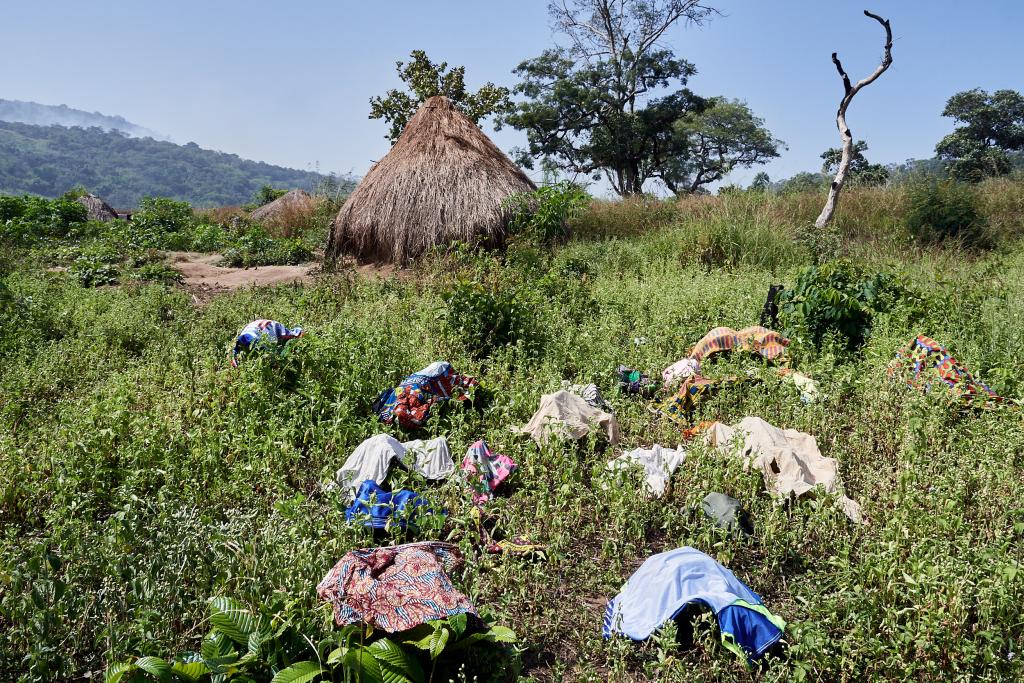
xmin=188 ymin=222 xmax=229 ymax=252
xmin=0 ymin=195 xmax=27 ymax=221
xmin=126 ymin=197 xmax=196 ymax=249
xmin=252 ymin=184 xmax=288 ymax=207
xmin=778 ymin=259 xmax=909 ymax=348
xmin=905 ymin=179 xmax=988 ymax=247
xmin=70 ymin=255 xmax=119 ymax=287
xmin=441 ymin=281 xmax=539 ymax=358
xmin=504 ymin=181 xmax=590 ymax=242
xmin=220 ymin=227 xmax=313 ymax=267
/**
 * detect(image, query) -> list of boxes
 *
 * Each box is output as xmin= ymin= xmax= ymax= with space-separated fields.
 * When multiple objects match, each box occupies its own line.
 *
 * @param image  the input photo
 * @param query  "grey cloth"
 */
xmin=561 ymin=381 xmax=612 ymax=412
xmin=333 ymin=434 xmax=454 ymax=502
xmin=702 ymin=492 xmax=743 ymax=531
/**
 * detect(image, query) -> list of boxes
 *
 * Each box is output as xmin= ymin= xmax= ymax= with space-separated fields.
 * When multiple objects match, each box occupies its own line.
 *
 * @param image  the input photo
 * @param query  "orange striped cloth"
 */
xmin=688 ymin=326 xmax=789 ymax=363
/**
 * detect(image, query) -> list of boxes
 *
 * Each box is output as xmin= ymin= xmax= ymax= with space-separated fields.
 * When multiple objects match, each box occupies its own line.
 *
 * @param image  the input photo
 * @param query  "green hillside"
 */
xmin=0 ymin=121 xmax=348 ymax=208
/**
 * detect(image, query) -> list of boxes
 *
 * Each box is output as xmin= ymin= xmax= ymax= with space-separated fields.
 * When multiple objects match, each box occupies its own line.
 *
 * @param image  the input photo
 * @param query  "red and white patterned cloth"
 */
xmin=317 ymin=542 xmax=475 ymax=632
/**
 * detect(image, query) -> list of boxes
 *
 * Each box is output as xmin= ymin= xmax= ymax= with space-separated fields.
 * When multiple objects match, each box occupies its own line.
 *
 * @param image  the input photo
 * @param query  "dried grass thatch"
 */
xmin=327 ymin=96 xmax=536 ymax=263
xmin=250 ymin=189 xmax=315 ymax=224
xmin=75 ymin=194 xmax=118 ymax=222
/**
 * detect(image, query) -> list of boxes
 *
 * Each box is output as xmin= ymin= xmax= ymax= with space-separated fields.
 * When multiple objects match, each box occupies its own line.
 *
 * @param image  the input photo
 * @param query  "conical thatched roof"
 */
xmin=326 ymin=96 xmax=536 ymax=263
xmin=75 ymin=193 xmax=118 ymax=222
xmin=250 ymin=188 xmax=316 ymax=224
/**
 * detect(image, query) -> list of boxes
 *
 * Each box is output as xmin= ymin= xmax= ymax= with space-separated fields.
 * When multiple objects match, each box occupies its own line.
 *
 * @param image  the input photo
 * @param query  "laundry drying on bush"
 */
xmin=372 ymin=361 xmax=478 ymax=429
xmin=229 ymin=318 xmax=304 ymax=366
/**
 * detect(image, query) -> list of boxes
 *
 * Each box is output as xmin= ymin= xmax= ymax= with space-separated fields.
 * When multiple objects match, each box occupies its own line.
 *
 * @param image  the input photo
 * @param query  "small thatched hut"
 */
xmin=326 ymin=95 xmax=536 ymax=263
xmin=75 ymin=193 xmax=118 ymax=222
xmin=250 ymin=188 xmax=316 ymax=226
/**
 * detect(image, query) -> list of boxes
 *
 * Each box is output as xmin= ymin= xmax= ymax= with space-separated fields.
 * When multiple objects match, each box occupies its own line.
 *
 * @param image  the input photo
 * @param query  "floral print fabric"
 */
xmin=372 ymin=361 xmax=478 ymax=429
xmin=317 ymin=542 xmax=475 ymax=632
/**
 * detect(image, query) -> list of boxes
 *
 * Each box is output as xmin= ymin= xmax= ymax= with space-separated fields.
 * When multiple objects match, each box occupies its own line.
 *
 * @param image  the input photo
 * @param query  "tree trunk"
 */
xmin=815 ymin=11 xmax=893 ymax=230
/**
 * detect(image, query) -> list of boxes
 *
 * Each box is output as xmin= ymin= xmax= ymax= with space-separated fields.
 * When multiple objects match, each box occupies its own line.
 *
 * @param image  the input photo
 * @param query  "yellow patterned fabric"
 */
xmin=688 ymin=326 xmax=789 ymax=363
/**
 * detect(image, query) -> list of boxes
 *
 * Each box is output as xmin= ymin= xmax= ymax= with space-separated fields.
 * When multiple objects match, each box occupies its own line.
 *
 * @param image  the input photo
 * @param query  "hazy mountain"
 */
xmin=0 ymin=99 xmax=168 ymax=140
xmin=0 ymin=121 xmax=350 ymax=207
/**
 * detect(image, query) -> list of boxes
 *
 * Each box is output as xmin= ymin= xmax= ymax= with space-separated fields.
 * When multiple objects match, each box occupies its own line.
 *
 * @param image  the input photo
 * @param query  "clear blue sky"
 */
xmin=1 ymin=0 xmax=1021 ymax=195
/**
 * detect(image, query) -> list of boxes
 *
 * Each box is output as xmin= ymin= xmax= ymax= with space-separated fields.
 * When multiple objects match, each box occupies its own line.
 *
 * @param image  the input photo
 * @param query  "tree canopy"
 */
xmin=821 ymin=140 xmax=889 ymax=187
xmin=936 ymin=88 xmax=1024 ymax=181
xmin=662 ymin=97 xmax=782 ymax=194
xmin=368 ymin=50 xmax=513 ymax=144
xmin=503 ymin=0 xmax=776 ymax=196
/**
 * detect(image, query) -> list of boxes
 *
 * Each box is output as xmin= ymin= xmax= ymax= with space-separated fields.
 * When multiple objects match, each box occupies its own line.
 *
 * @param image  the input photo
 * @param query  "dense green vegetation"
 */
xmin=0 ymin=121 xmax=350 ymax=207
xmin=0 ymin=193 xmax=325 ymax=288
xmin=3 ymin=177 xmax=1024 ymax=681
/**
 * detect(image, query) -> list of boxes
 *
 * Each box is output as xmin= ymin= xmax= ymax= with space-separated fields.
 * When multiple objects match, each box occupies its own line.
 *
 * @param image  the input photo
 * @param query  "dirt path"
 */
xmin=166 ymin=251 xmax=316 ymax=305
xmin=166 ymin=251 xmax=402 ymax=305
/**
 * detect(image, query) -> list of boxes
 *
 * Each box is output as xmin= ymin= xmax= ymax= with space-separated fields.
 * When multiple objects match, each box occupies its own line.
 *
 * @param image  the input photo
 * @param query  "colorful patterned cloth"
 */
xmin=372 ymin=361 xmax=478 ymax=430
xmin=615 ymin=365 xmax=657 ymax=398
xmin=344 ymin=480 xmax=436 ymax=530
xmin=888 ymin=335 xmax=1002 ymax=404
xmin=231 ymin=319 xmax=304 ymax=367
xmin=688 ymin=326 xmax=789 ymax=364
xmin=317 ymin=542 xmax=475 ymax=632
xmin=658 ymin=376 xmax=749 ymax=423
xmin=462 ymin=440 xmax=517 ymax=505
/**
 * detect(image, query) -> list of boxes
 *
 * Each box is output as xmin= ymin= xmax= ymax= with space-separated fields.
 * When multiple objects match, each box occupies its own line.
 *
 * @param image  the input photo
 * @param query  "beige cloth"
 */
xmin=705 ymin=416 xmax=863 ymax=523
xmin=515 ymin=390 xmax=620 ymax=445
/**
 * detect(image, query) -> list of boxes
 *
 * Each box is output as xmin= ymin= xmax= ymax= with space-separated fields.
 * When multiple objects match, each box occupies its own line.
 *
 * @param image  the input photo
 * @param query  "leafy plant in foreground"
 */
xmin=105 ymin=596 xmax=518 ymax=683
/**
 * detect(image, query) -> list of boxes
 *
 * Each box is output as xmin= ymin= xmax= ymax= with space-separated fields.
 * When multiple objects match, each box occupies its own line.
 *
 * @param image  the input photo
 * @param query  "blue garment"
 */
xmin=603 ymin=547 xmax=785 ymax=662
xmin=344 ymin=480 xmax=435 ymax=530
xmin=231 ymin=319 xmax=304 ymax=366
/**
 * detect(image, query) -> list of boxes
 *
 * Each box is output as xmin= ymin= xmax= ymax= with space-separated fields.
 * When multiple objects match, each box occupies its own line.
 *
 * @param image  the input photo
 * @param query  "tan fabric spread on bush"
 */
xmin=705 ymin=416 xmax=863 ymax=523
xmin=515 ymin=390 xmax=620 ymax=445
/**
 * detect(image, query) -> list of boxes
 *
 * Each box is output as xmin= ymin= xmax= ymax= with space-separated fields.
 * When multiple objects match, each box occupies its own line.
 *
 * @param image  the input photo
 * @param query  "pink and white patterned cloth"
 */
xmin=461 ymin=440 xmax=517 ymax=505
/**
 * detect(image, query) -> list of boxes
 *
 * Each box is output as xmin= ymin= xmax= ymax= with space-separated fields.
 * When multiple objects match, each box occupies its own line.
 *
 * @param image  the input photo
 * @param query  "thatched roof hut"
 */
xmin=75 ymin=193 xmax=118 ymax=222
xmin=326 ymin=96 xmax=536 ymax=263
xmin=250 ymin=188 xmax=316 ymax=225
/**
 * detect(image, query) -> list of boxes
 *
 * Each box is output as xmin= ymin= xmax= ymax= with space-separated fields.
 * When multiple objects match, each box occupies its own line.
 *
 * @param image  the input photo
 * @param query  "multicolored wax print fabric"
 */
xmin=658 ymin=376 xmax=748 ymax=423
xmin=687 ymin=326 xmax=789 ymax=363
xmin=316 ymin=542 xmax=475 ymax=632
xmin=231 ymin=319 xmax=304 ymax=367
xmin=888 ymin=335 xmax=1002 ymax=404
xmin=461 ymin=440 xmax=517 ymax=505
xmin=372 ymin=361 xmax=478 ymax=430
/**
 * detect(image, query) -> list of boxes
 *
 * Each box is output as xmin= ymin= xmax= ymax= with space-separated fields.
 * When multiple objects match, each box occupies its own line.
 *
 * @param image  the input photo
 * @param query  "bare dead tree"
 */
xmin=815 ymin=10 xmax=893 ymax=229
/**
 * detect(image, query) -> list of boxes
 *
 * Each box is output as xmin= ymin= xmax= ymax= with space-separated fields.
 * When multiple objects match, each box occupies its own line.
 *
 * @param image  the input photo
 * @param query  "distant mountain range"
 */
xmin=0 ymin=104 xmax=351 ymax=207
xmin=0 ymin=99 xmax=169 ymax=140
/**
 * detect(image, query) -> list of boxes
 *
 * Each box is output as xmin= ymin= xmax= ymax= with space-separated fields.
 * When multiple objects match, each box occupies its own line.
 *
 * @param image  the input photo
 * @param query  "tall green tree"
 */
xmin=368 ymin=50 xmax=513 ymax=143
xmin=820 ymin=140 xmax=889 ymax=187
xmin=935 ymin=88 xmax=1024 ymax=181
xmin=660 ymin=98 xmax=782 ymax=194
xmin=502 ymin=0 xmax=723 ymax=196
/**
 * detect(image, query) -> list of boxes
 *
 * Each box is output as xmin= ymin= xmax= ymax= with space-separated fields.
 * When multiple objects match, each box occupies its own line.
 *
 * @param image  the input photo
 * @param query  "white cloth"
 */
xmin=402 ymin=437 xmax=455 ymax=480
xmin=662 ymin=357 xmax=701 ymax=387
xmin=705 ymin=417 xmax=863 ymax=523
xmin=333 ymin=434 xmax=454 ymax=502
xmin=605 ymin=445 xmax=686 ymax=497
xmin=514 ymin=390 xmax=619 ymax=445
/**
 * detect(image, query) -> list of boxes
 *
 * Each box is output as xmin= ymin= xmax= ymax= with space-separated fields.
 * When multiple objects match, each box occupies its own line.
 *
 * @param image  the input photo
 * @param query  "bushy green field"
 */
xmin=2 ymin=182 xmax=1024 ymax=682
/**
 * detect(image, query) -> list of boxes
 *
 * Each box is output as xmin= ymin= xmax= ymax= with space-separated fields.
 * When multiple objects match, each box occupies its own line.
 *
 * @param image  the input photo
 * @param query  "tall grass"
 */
xmin=2 ymin=180 xmax=1024 ymax=682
